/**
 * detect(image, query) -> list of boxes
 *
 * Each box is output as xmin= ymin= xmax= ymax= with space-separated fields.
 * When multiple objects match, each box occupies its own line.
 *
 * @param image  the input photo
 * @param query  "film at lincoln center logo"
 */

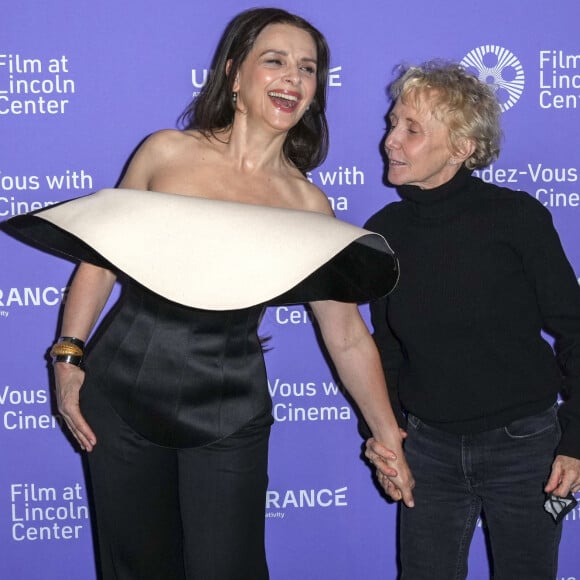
xmin=460 ymin=45 xmax=525 ymax=112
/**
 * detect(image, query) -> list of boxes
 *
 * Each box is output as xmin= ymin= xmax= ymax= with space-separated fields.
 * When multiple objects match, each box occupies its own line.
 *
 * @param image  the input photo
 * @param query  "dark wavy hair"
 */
xmin=178 ymin=7 xmax=330 ymax=174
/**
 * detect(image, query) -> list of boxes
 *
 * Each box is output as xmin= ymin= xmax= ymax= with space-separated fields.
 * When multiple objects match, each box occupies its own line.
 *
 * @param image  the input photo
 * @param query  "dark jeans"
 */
xmin=81 ymin=382 xmax=271 ymax=580
xmin=400 ymin=404 xmax=562 ymax=580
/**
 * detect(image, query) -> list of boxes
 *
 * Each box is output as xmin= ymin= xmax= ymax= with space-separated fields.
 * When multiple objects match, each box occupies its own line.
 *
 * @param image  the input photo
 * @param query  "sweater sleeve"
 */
xmin=362 ymin=209 xmax=407 ymax=431
xmin=517 ymin=196 xmax=580 ymax=458
xmin=368 ymin=295 xmax=406 ymax=428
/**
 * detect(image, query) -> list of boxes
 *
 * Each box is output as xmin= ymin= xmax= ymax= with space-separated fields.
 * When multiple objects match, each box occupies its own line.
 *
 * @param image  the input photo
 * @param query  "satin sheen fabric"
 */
xmin=85 ymin=283 xmax=271 ymax=447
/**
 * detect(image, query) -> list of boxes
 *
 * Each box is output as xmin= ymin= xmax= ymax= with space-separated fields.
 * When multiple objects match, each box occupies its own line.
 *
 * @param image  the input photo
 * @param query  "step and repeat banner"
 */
xmin=1 ymin=1 xmax=579 ymax=578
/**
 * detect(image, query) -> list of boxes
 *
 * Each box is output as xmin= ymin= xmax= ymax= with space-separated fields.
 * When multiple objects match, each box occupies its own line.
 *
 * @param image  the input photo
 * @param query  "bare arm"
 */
xmin=309 ymin=300 xmax=414 ymax=506
xmin=54 ymin=262 xmax=117 ymax=451
xmin=54 ymin=131 xmax=178 ymax=450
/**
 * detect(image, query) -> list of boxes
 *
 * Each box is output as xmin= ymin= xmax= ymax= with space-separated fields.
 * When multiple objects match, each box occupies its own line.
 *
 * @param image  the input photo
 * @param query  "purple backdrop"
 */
xmin=2 ymin=1 xmax=579 ymax=578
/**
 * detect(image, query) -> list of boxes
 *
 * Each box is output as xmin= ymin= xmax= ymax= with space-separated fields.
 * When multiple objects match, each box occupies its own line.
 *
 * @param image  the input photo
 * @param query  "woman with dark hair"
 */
xmin=365 ymin=60 xmax=580 ymax=579
xmin=179 ymin=7 xmax=330 ymax=174
xmin=4 ymin=8 xmax=413 ymax=580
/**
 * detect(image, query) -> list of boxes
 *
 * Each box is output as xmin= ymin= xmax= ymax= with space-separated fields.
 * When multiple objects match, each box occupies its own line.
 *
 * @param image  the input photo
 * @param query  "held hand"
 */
xmin=545 ymin=454 xmax=580 ymax=497
xmin=54 ymin=363 xmax=96 ymax=452
xmin=365 ymin=437 xmax=415 ymax=507
xmin=365 ymin=429 xmax=408 ymax=472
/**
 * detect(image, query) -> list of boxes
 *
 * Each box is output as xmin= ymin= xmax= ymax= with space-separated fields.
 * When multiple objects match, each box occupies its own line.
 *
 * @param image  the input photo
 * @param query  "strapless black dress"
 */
xmin=3 ymin=189 xmax=400 ymax=448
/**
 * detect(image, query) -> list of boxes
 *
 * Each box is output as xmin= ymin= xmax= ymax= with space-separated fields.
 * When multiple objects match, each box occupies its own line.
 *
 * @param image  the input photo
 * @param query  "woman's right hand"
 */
xmin=54 ymin=362 xmax=96 ymax=452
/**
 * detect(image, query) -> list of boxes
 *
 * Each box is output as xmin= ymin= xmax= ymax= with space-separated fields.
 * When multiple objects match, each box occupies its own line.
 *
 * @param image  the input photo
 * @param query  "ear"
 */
xmin=226 ymin=59 xmax=240 ymax=91
xmin=450 ymin=137 xmax=476 ymax=165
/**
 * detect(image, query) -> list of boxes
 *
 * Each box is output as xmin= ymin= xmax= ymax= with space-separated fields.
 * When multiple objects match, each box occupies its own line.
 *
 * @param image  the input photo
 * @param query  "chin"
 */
xmin=387 ymin=173 xmax=405 ymax=186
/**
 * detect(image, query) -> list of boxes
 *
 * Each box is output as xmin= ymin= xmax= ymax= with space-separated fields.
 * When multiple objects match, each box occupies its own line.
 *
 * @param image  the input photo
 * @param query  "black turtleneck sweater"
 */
xmin=365 ymin=167 xmax=580 ymax=458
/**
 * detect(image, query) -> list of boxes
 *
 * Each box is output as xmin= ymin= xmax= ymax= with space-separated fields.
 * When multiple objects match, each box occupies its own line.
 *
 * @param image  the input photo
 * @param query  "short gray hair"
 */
xmin=389 ymin=60 xmax=502 ymax=169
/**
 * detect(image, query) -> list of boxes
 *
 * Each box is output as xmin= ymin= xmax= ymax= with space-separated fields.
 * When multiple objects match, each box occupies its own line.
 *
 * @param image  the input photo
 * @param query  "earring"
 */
xmin=232 ymin=91 xmax=238 ymax=105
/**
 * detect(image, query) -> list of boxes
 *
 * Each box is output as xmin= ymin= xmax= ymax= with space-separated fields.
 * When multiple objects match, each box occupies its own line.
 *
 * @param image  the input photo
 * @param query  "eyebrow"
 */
xmin=390 ymin=112 xmax=419 ymax=124
xmin=258 ymin=49 xmax=317 ymax=64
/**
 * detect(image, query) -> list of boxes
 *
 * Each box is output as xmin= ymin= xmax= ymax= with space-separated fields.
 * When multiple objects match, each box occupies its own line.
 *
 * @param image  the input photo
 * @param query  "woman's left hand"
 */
xmin=366 ymin=437 xmax=415 ymax=506
xmin=545 ymin=454 xmax=580 ymax=496
xmin=366 ymin=437 xmax=398 ymax=476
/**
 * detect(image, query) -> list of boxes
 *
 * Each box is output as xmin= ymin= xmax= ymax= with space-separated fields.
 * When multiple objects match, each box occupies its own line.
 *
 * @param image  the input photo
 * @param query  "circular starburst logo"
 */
xmin=461 ymin=45 xmax=525 ymax=112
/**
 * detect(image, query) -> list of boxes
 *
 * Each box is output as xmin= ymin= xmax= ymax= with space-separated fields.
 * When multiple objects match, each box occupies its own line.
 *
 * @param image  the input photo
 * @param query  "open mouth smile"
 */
xmin=268 ymin=91 xmax=300 ymax=111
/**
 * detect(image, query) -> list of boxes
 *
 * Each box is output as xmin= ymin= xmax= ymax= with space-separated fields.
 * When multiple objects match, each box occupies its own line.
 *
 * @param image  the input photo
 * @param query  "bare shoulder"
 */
xmin=119 ymin=129 xmax=207 ymax=190
xmin=138 ymin=129 xmax=200 ymax=157
xmin=292 ymin=175 xmax=334 ymax=215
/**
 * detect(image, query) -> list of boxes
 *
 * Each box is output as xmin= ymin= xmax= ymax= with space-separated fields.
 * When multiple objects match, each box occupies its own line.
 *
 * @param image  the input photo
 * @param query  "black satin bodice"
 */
xmin=84 ymin=283 xmax=272 ymax=448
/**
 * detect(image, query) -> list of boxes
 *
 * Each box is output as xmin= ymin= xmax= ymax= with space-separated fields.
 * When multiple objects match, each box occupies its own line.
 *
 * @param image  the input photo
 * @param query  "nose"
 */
xmin=283 ymin=65 xmax=300 ymax=85
xmin=384 ymin=127 xmax=399 ymax=151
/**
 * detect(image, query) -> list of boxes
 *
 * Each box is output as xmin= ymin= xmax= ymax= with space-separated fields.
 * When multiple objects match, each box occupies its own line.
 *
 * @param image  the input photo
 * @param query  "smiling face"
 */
xmin=384 ymin=92 xmax=464 ymax=190
xmin=232 ymin=23 xmax=317 ymax=132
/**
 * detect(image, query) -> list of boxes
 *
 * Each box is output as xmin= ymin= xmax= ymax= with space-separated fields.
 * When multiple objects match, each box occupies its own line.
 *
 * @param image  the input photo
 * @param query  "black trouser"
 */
xmin=399 ymin=405 xmax=562 ymax=580
xmin=81 ymin=382 xmax=271 ymax=580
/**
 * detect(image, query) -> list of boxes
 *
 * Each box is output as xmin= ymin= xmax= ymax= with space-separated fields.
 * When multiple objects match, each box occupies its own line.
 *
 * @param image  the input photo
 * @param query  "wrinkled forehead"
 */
xmin=398 ymin=85 xmax=449 ymax=121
